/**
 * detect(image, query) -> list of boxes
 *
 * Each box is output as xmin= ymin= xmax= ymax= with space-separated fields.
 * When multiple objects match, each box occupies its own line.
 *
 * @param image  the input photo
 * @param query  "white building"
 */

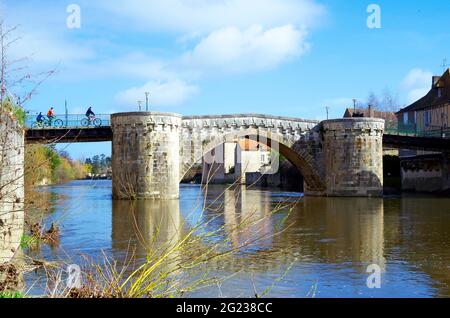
xmin=202 ymin=139 xmax=271 ymax=185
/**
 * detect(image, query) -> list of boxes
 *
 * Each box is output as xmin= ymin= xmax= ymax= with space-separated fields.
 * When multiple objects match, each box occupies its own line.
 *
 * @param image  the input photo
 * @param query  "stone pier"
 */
xmin=111 ymin=112 xmax=181 ymax=200
xmin=0 ymin=111 xmax=25 ymax=264
xmin=321 ymin=118 xmax=384 ymax=197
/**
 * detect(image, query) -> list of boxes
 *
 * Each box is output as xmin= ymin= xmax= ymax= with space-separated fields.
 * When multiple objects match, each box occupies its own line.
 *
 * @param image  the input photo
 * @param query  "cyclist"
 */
xmin=36 ymin=112 xmax=44 ymax=123
xmin=47 ymin=107 xmax=55 ymax=120
xmin=85 ymin=106 xmax=95 ymax=119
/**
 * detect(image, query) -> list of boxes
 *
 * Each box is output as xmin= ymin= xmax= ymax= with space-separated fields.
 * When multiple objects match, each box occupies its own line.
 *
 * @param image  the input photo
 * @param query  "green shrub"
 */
xmin=0 ymin=291 xmax=24 ymax=298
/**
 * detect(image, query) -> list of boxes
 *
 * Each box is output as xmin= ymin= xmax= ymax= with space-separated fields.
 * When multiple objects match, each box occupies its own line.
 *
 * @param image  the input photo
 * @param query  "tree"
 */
xmin=364 ymin=89 xmax=401 ymax=112
xmin=367 ymin=91 xmax=380 ymax=109
xmin=380 ymin=88 xmax=400 ymax=112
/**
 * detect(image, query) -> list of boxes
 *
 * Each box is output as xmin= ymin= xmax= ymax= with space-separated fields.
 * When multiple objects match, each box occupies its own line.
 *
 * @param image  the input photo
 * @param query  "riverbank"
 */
xmin=25 ymin=145 xmax=91 ymax=187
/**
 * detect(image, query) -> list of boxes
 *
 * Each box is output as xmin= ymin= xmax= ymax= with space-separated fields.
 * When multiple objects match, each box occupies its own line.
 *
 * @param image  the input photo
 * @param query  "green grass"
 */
xmin=20 ymin=234 xmax=38 ymax=249
xmin=0 ymin=291 xmax=24 ymax=298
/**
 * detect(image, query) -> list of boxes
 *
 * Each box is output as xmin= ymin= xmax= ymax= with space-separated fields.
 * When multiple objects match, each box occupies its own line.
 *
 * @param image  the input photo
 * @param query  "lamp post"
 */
xmin=138 ymin=101 xmax=143 ymax=112
xmin=145 ymin=92 xmax=150 ymax=112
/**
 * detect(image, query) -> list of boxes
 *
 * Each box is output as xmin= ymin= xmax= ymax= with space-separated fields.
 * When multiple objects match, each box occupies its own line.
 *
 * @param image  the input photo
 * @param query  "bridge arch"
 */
xmin=180 ymin=128 xmax=326 ymax=192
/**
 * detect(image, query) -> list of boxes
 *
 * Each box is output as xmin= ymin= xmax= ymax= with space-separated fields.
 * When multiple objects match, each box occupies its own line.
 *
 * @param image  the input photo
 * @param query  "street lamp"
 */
xmin=145 ymin=92 xmax=150 ymax=112
xmin=138 ymin=101 xmax=143 ymax=112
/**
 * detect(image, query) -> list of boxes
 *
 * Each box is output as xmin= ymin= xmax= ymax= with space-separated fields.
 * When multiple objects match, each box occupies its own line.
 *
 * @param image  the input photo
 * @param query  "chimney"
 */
xmin=432 ymin=76 xmax=441 ymax=88
xmin=368 ymin=104 xmax=374 ymax=118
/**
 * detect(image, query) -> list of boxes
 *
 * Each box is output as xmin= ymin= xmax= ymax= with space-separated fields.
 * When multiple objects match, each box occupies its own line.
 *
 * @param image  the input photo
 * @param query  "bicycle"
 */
xmin=81 ymin=115 xmax=102 ymax=127
xmin=31 ymin=117 xmax=64 ymax=129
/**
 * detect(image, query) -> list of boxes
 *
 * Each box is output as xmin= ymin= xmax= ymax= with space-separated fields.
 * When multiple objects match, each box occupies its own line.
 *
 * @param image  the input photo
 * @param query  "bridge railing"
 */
xmin=25 ymin=114 xmax=111 ymax=129
xmin=385 ymin=122 xmax=450 ymax=139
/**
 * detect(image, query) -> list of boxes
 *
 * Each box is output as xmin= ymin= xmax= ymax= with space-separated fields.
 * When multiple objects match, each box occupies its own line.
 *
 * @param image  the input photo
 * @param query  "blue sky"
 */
xmin=1 ymin=0 xmax=449 ymax=158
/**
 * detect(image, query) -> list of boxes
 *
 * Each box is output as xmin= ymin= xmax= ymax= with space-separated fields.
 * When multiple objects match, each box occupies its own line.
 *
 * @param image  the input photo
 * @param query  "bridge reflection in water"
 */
xmin=110 ymin=186 xmax=387 ymax=291
xmin=112 ymin=200 xmax=182 ymax=262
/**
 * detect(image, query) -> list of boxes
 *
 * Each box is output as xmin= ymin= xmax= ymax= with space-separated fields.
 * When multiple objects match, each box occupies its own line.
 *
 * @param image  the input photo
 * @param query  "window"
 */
xmin=424 ymin=110 xmax=432 ymax=126
xmin=403 ymin=112 xmax=409 ymax=125
xmin=438 ymin=88 xmax=442 ymax=98
xmin=414 ymin=111 xmax=417 ymax=124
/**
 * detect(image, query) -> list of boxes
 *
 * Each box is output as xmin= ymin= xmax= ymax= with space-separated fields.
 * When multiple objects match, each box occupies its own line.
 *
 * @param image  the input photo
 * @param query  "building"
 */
xmin=202 ymin=139 xmax=271 ymax=185
xmin=397 ymin=68 xmax=450 ymax=135
xmin=395 ymin=69 xmax=450 ymax=193
xmin=344 ymin=106 xmax=398 ymax=129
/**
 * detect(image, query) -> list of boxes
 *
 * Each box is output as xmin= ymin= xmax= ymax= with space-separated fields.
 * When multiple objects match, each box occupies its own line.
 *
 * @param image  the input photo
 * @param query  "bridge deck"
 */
xmin=26 ymin=127 xmax=113 ymax=143
xmin=383 ymin=134 xmax=450 ymax=152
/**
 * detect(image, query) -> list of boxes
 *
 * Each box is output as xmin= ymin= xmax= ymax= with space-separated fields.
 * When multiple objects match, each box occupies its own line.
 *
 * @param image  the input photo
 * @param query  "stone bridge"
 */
xmin=110 ymin=112 xmax=384 ymax=200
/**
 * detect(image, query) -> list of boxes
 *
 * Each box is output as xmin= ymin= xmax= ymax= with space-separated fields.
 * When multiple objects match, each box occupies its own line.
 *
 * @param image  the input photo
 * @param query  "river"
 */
xmin=23 ymin=180 xmax=450 ymax=298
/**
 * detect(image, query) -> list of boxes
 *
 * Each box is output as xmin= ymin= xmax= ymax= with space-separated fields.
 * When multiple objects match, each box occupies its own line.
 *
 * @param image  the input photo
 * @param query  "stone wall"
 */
xmin=111 ymin=112 xmax=181 ymax=200
xmin=321 ymin=118 xmax=384 ymax=197
xmin=400 ymin=154 xmax=450 ymax=193
xmin=110 ymin=113 xmax=385 ymax=199
xmin=0 ymin=111 xmax=24 ymax=264
xmin=180 ymin=114 xmax=319 ymax=180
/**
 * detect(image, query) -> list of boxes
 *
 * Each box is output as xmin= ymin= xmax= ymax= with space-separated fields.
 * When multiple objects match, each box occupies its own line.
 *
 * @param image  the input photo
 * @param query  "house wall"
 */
xmin=416 ymin=103 xmax=450 ymax=132
xmin=202 ymin=143 xmax=270 ymax=185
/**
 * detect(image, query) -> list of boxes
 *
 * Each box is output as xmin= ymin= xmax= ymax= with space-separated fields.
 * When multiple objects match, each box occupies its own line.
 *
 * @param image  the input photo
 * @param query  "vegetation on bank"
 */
xmin=25 ymin=145 xmax=92 ymax=186
xmin=1 ymin=97 xmax=27 ymax=126
xmin=85 ymin=154 xmax=112 ymax=177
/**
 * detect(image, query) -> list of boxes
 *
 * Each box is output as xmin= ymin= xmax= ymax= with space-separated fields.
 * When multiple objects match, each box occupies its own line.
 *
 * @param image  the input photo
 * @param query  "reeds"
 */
xmin=40 ymin=182 xmax=297 ymax=298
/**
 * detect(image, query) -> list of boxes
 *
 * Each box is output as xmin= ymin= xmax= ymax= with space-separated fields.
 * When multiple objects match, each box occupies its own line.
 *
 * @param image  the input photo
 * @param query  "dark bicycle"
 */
xmin=81 ymin=115 xmax=102 ymax=127
xmin=31 ymin=117 xmax=64 ymax=129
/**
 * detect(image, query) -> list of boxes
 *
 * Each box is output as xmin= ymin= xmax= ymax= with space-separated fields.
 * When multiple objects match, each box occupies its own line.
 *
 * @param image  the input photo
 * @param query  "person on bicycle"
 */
xmin=47 ymin=107 xmax=55 ymax=120
xmin=85 ymin=106 xmax=95 ymax=118
xmin=36 ymin=112 xmax=44 ymax=123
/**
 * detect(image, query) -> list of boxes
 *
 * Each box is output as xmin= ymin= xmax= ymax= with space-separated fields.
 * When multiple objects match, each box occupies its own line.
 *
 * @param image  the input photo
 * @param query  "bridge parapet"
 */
xmin=181 ymin=114 xmax=318 ymax=132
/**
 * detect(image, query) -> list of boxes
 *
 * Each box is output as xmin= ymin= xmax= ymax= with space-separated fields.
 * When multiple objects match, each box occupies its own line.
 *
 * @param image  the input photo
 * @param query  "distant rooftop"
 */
xmin=343 ymin=108 xmax=397 ymax=122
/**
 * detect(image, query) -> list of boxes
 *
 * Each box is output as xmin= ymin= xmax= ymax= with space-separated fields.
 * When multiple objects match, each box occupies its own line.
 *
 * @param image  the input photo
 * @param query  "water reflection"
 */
xmin=23 ymin=181 xmax=450 ymax=297
xmin=299 ymin=197 xmax=386 ymax=270
xmin=200 ymin=188 xmax=385 ymax=273
xmin=112 ymin=200 xmax=182 ymax=263
xmin=222 ymin=186 xmax=273 ymax=250
xmin=389 ymin=197 xmax=450 ymax=296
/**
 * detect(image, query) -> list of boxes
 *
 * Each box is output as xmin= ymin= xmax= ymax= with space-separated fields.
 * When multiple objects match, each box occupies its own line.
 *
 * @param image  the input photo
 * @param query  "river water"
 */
xmin=23 ymin=180 xmax=450 ymax=298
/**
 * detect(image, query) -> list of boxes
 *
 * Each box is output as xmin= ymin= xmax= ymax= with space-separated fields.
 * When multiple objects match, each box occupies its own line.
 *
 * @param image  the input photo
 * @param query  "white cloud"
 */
xmin=1 ymin=2 xmax=95 ymax=65
xmin=401 ymin=68 xmax=433 ymax=104
xmin=95 ymin=0 xmax=325 ymax=34
xmin=11 ymin=29 xmax=95 ymax=64
xmin=2 ymin=0 xmax=324 ymax=110
xmin=115 ymin=79 xmax=198 ymax=108
xmin=181 ymin=25 xmax=309 ymax=73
